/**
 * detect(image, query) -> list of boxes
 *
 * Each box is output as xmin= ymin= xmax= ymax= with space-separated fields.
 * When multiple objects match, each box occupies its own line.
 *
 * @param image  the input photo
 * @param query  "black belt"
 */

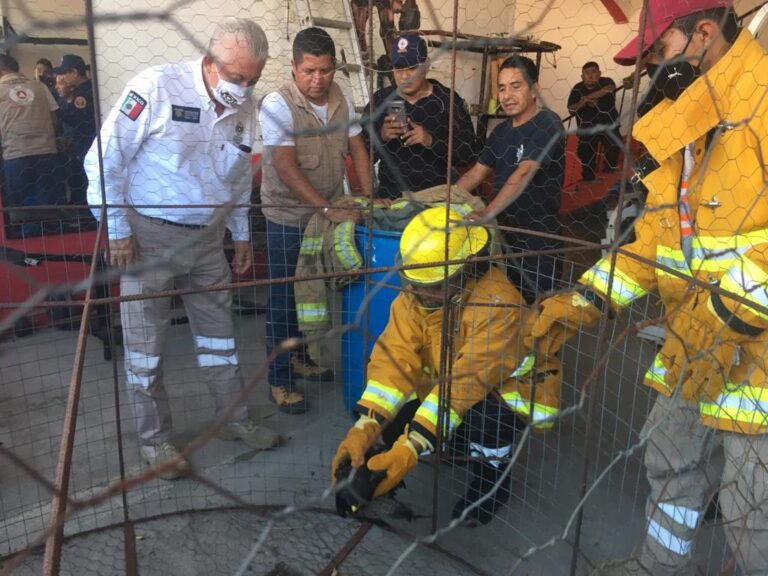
xmin=150 ymin=217 xmax=207 ymax=230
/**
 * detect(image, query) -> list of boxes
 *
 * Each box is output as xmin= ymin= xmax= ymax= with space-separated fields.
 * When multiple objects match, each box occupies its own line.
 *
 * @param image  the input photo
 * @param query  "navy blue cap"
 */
xmin=390 ymin=33 xmax=427 ymax=69
xmin=52 ymin=54 xmax=87 ymax=75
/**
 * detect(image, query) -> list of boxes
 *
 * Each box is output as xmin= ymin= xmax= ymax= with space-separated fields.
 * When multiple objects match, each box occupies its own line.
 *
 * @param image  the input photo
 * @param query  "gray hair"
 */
xmin=208 ymin=18 xmax=269 ymax=62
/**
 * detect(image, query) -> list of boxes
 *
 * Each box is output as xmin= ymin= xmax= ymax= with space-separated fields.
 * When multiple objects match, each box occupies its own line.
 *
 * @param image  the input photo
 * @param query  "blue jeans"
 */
xmin=265 ymin=219 xmax=303 ymax=387
xmin=3 ymin=153 xmax=65 ymax=207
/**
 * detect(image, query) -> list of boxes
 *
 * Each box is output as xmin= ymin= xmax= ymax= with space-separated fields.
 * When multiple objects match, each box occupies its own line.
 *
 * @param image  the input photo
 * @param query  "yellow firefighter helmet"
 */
xmin=399 ymin=206 xmax=489 ymax=286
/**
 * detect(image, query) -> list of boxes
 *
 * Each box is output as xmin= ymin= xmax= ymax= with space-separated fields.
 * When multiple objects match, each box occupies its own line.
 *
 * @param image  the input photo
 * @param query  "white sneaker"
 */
xmin=217 ymin=419 xmax=279 ymax=450
xmin=140 ymin=442 xmax=190 ymax=480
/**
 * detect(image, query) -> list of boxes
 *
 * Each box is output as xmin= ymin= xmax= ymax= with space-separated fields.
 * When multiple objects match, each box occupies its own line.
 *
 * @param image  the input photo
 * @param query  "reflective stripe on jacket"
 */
xmin=579 ymin=31 xmax=768 ymax=434
xmin=294 ymin=198 xmax=368 ymax=334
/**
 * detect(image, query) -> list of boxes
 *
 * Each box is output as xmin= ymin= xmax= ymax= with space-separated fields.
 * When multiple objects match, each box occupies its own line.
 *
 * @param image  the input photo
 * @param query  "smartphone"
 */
xmin=388 ymin=100 xmax=407 ymax=128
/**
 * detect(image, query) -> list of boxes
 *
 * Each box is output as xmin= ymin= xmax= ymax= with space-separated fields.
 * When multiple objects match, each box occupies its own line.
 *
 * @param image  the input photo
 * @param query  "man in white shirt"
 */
xmin=259 ymin=26 xmax=373 ymax=414
xmin=85 ymin=18 xmax=278 ymax=479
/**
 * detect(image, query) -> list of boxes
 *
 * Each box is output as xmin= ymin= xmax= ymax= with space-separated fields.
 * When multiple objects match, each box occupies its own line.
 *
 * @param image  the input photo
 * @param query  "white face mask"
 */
xmin=213 ymin=74 xmax=253 ymax=108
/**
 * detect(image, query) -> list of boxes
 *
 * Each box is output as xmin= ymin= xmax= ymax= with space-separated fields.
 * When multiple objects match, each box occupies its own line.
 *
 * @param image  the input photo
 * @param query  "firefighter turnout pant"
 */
xmin=639 ymin=393 xmax=768 ymax=575
xmin=120 ymin=212 xmax=248 ymax=446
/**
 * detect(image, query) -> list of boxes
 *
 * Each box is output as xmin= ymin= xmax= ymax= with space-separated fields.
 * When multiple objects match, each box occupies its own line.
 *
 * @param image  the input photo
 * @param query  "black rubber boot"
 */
xmin=451 ymin=457 xmax=511 ymax=526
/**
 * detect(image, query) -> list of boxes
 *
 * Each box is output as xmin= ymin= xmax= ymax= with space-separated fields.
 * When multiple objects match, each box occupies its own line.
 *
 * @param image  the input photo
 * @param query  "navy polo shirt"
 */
xmin=478 ymin=108 xmax=564 ymax=232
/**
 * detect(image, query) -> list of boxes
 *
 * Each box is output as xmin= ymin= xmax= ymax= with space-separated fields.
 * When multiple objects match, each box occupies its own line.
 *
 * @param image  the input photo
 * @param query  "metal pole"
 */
xmin=568 ymin=0 xmax=650 ymax=573
xmin=431 ymin=0 xmax=461 ymax=533
xmin=85 ymin=13 xmax=139 ymax=566
xmin=42 ymin=198 xmax=106 ymax=576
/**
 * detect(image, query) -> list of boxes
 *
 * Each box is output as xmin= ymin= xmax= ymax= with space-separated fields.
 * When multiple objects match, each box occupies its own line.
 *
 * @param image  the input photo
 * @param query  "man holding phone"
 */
xmin=367 ymin=33 xmax=479 ymax=199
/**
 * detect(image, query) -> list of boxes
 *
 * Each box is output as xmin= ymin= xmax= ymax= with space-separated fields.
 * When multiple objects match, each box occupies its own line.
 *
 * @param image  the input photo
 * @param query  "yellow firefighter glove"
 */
xmin=525 ymin=292 xmax=603 ymax=357
xmin=331 ymin=415 xmax=381 ymax=483
xmin=367 ymin=432 xmax=419 ymax=499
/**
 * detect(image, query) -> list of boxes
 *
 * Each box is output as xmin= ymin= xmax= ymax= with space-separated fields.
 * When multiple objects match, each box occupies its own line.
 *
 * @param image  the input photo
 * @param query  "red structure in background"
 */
xmin=560 ymin=134 xmax=625 ymax=214
xmin=2 ymin=146 xmax=621 ymax=337
xmin=0 ymin=201 xmax=103 ymax=335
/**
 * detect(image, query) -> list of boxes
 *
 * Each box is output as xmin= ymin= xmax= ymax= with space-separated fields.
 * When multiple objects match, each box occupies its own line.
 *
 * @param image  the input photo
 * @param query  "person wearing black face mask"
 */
xmin=532 ymin=2 xmax=768 ymax=575
xmin=646 ymin=60 xmax=700 ymax=101
xmin=637 ymin=61 xmax=663 ymax=117
xmin=638 ymin=56 xmax=701 ymax=117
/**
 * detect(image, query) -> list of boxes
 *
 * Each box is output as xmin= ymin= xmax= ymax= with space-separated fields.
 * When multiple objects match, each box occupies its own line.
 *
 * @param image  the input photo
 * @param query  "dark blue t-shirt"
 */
xmin=478 ymin=108 xmax=565 ymax=232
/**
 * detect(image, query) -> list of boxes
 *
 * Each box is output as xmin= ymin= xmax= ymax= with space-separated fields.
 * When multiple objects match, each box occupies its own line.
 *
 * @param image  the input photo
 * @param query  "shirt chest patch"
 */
xmin=171 ymin=104 xmax=201 ymax=124
xmin=233 ymin=120 xmax=244 ymax=144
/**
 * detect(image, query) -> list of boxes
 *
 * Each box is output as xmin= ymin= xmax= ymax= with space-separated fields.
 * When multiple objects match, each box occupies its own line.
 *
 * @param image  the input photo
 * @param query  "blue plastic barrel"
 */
xmin=341 ymin=225 xmax=402 ymax=413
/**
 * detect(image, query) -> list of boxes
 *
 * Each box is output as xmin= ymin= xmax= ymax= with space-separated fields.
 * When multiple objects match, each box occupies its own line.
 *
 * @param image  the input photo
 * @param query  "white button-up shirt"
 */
xmin=85 ymin=58 xmax=254 ymax=241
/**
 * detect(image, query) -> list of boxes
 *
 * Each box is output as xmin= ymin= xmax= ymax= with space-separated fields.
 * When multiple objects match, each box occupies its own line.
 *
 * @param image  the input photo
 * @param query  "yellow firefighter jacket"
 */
xmin=356 ymin=266 xmax=560 ymax=448
xmin=579 ymin=30 xmax=768 ymax=434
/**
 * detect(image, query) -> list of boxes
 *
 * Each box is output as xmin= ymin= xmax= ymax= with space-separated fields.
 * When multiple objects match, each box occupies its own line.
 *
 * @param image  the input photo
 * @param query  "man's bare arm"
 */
xmin=475 ymin=159 xmax=539 ymax=220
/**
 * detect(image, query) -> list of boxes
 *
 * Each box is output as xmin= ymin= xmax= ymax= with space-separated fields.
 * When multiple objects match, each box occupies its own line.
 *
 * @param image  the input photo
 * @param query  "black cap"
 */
xmin=390 ymin=33 xmax=427 ymax=69
xmin=53 ymin=54 xmax=87 ymax=75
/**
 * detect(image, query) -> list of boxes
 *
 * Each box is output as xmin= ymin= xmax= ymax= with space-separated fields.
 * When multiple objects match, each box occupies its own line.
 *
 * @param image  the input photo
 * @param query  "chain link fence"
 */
xmin=2 ymin=0 xmax=768 ymax=574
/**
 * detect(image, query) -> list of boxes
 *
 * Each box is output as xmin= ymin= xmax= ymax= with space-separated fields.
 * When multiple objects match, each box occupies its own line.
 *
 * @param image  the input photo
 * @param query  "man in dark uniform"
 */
xmin=567 ymin=61 xmax=621 ymax=181
xmin=53 ymin=54 xmax=96 ymax=205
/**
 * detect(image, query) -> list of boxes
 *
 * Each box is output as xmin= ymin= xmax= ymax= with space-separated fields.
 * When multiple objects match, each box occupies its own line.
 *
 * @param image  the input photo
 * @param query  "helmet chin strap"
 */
xmin=413 ymin=295 xmax=442 ymax=311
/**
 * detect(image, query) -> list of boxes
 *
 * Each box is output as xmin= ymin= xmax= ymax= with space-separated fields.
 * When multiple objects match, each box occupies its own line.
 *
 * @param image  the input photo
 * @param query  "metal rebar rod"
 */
xmin=42 ymin=200 xmax=107 ymax=576
xmin=568 ymin=1 xmax=651 ymax=573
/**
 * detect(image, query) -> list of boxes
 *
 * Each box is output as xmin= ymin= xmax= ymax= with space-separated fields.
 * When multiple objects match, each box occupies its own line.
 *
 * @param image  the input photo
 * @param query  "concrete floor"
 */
xmin=0 ymin=280 xmax=731 ymax=575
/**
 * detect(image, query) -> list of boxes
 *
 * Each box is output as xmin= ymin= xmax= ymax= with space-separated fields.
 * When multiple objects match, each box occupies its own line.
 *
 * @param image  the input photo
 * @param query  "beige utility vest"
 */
xmin=261 ymin=81 xmax=350 ymax=226
xmin=0 ymin=73 xmax=57 ymax=160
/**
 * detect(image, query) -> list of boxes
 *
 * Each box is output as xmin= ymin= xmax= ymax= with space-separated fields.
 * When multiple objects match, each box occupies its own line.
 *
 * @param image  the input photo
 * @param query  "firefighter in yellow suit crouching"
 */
xmin=332 ymin=206 xmax=561 ymax=525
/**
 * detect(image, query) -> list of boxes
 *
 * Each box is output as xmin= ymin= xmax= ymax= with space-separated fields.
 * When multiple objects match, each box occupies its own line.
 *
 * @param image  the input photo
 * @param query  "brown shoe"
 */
xmin=269 ymin=385 xmax=309 ymax=414
xmin=291 ymin=353 xmax=334 ymax=382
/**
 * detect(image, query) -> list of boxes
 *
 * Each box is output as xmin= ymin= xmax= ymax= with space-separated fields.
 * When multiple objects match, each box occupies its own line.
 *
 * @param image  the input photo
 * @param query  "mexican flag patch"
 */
xmin=120 ymin=90 xmax=147 ymax=121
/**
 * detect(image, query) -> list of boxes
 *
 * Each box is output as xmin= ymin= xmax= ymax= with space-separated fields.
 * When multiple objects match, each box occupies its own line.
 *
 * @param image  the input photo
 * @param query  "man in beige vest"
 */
xmin=260 ymin=26 xmax=373 ymax=414
xmin=0 ymin=54 xmax=64 ymax=225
